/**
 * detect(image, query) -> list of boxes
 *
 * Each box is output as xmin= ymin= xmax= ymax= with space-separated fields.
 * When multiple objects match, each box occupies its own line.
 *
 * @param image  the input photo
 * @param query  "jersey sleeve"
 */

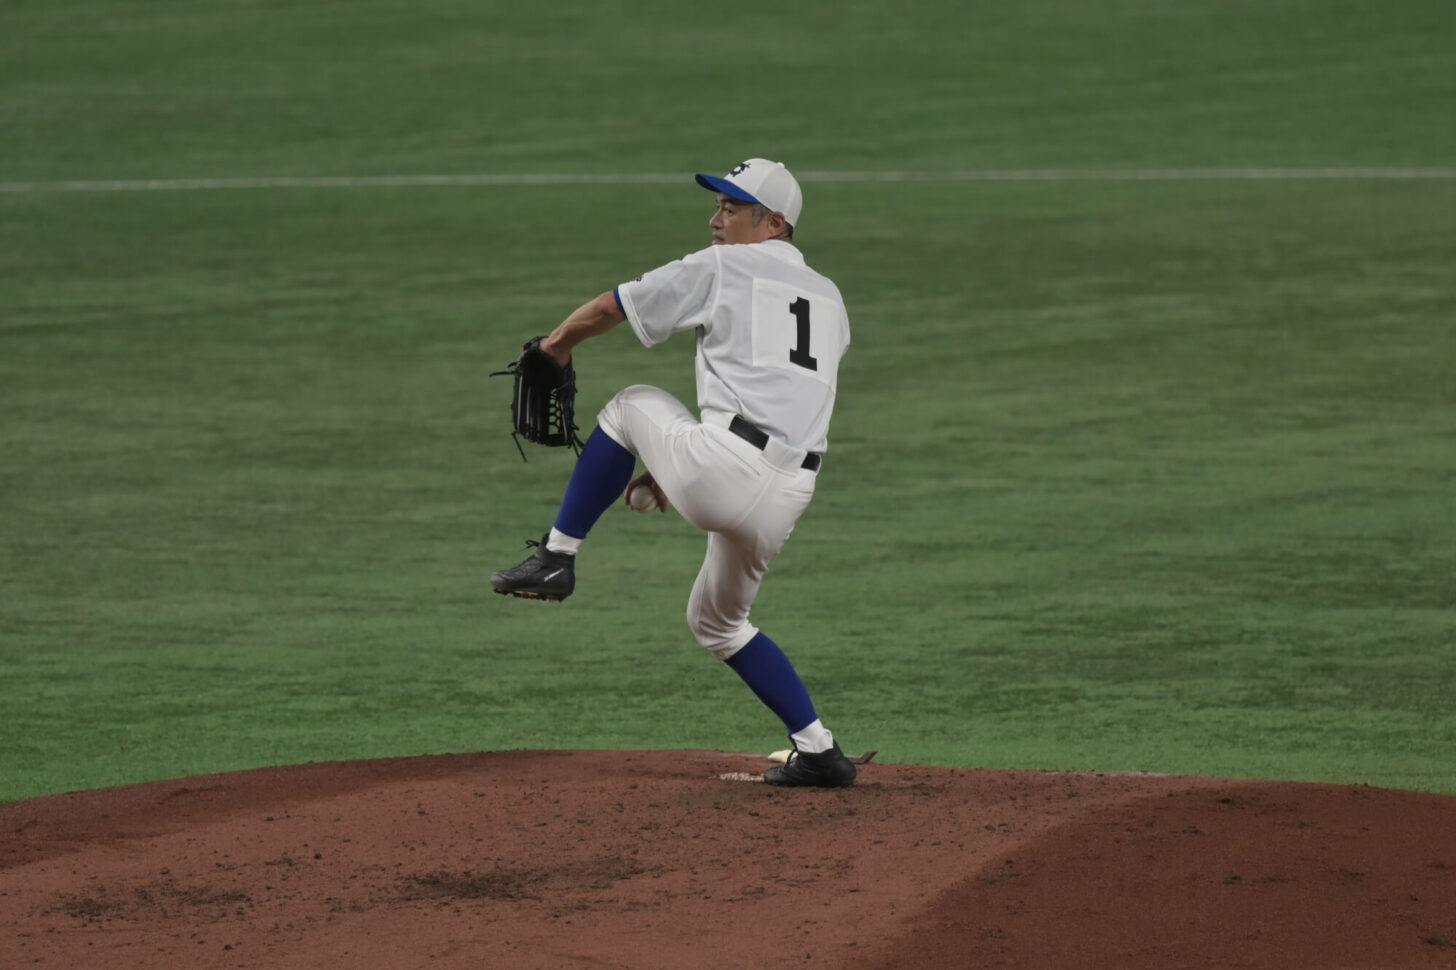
xmin=615 ymin=246 xmax=721 ymax=348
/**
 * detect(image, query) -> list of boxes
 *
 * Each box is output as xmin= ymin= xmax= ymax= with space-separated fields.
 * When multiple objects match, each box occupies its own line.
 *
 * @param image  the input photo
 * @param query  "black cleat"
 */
xmin=764 ymin=742 xmax=858 ymax=788
xmin=490 ymin=534 xmax=575 ymax=601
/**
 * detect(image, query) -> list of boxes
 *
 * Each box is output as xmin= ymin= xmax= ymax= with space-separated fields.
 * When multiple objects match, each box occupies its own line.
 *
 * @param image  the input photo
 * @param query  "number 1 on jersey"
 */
xmin=788 ymin=297 xmax=818 ymax=371
xmin=749 ymin=280 xmax=838 ymax=386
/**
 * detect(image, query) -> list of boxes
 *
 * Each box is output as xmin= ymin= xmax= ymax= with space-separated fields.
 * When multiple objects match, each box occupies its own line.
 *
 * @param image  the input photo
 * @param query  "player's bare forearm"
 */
xmin=541 ymin=291 xmax=626 ymax=365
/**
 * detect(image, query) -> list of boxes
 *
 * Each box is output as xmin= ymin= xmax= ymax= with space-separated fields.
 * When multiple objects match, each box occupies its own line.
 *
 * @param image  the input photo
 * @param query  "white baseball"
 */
xmin=628 ymin=484 xmax=660 ymax=513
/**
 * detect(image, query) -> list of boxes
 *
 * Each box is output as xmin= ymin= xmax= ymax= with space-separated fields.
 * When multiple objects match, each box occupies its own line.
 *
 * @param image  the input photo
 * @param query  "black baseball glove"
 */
xmin=491 ymin=336 xmax=584 ymax=459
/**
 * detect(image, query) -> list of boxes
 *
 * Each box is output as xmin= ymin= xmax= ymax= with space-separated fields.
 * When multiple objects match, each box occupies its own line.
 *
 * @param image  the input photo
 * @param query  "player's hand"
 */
xmin=539 ymin=335 xmax=571 ymax=367
xmin=624 ymin=473 xmax=668 ymax=513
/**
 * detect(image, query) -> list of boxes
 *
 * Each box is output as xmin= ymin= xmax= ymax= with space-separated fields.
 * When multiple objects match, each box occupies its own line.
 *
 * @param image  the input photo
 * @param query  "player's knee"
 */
xmin=595 ymin=395 xmax=625 ymax=444
xmin=685 ymin=605 xmax=756 ymax=662
xmin=596 ymin=384 xmax=656 ymax=441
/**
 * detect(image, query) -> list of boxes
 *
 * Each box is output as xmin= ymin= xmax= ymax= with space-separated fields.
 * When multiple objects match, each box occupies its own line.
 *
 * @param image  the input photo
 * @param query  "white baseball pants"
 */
xmin=595 ymin=385 xmax=818 ymax=661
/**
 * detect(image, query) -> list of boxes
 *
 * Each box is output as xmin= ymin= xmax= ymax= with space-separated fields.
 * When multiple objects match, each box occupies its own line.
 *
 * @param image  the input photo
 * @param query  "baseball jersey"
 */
xmin=615 ymin=240 xmax=850 ymax=454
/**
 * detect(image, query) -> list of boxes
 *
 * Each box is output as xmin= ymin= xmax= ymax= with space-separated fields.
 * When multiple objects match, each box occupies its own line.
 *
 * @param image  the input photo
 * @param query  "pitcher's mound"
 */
xmin=4 ymin=750 xmax=1455 ymax=968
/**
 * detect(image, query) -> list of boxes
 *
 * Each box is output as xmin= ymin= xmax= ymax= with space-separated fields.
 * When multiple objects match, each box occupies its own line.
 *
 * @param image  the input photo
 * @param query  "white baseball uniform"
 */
xmin=600 ymin=239 xmax=850 ymax=660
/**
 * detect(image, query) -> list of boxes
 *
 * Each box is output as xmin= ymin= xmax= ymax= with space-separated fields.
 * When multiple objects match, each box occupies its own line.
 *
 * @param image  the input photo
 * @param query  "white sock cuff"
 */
xmin=790 ymin=719 xmax=835 ymax=755
xmin=546 ymin=528 xmax=581 ymax=556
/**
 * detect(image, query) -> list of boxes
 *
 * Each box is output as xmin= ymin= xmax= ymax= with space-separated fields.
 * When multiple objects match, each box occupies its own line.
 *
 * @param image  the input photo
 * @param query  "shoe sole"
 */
xmin=493 ymin=587 xmax=570 ymax=602
xmin=764 ymin=773 xmax=856 ymax=789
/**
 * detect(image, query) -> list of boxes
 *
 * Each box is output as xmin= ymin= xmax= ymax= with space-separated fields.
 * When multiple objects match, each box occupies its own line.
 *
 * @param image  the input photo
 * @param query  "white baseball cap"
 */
xmin=695 ymin=158 xmax=803 ymax=228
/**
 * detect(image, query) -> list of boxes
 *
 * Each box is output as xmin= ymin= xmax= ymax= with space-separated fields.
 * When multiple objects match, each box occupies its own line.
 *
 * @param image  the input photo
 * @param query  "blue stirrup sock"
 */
xmin=552 ymin=427 xmax=637 ymax=541
xmin=725 ymin=632 xmax=818 ymax=735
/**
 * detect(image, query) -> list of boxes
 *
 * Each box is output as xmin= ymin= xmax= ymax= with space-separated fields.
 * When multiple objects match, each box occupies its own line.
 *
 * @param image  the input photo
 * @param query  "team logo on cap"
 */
xmin=729 ymin=161 xmax=751 ymax=177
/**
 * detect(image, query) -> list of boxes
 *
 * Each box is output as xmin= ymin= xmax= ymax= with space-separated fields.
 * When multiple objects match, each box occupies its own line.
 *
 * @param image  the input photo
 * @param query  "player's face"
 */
xmin=709 ymin=194 xmax=774 ymax=246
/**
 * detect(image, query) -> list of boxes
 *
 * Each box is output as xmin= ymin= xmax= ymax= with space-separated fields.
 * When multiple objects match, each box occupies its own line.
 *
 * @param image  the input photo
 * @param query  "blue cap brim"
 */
xmin=695 ymin=173 xmax=762 ymax=205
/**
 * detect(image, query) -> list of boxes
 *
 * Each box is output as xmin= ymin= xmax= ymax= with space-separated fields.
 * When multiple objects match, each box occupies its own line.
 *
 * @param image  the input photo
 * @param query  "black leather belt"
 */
xmin=729 ymin=416 xmax=822 ymax=471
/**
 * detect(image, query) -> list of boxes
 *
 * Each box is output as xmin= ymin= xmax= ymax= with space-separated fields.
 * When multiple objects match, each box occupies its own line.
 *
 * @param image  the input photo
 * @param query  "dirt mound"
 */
xmin=3 ymin=750 xmax=1454 ymax=968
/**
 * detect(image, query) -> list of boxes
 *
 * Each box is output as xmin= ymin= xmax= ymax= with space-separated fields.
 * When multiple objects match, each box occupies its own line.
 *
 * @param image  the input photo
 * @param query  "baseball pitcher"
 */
xmin=491 ymin=158 xmax=857 ymax=787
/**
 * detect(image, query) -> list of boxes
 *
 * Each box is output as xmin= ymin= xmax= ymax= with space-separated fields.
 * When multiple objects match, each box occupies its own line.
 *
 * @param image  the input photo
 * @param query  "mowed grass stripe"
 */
xmin=3 ymin=167 xmax=1455 ymax=194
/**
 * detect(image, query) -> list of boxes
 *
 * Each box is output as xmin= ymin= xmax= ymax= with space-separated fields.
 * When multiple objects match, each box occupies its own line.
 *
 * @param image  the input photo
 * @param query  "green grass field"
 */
xmin=2 ymin=0 xmax=1453 ymax=802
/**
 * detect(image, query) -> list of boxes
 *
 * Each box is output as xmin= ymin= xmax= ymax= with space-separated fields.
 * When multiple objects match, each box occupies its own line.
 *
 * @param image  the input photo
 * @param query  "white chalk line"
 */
xmin=2 ymin=168 xmax=1454 ymax=194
